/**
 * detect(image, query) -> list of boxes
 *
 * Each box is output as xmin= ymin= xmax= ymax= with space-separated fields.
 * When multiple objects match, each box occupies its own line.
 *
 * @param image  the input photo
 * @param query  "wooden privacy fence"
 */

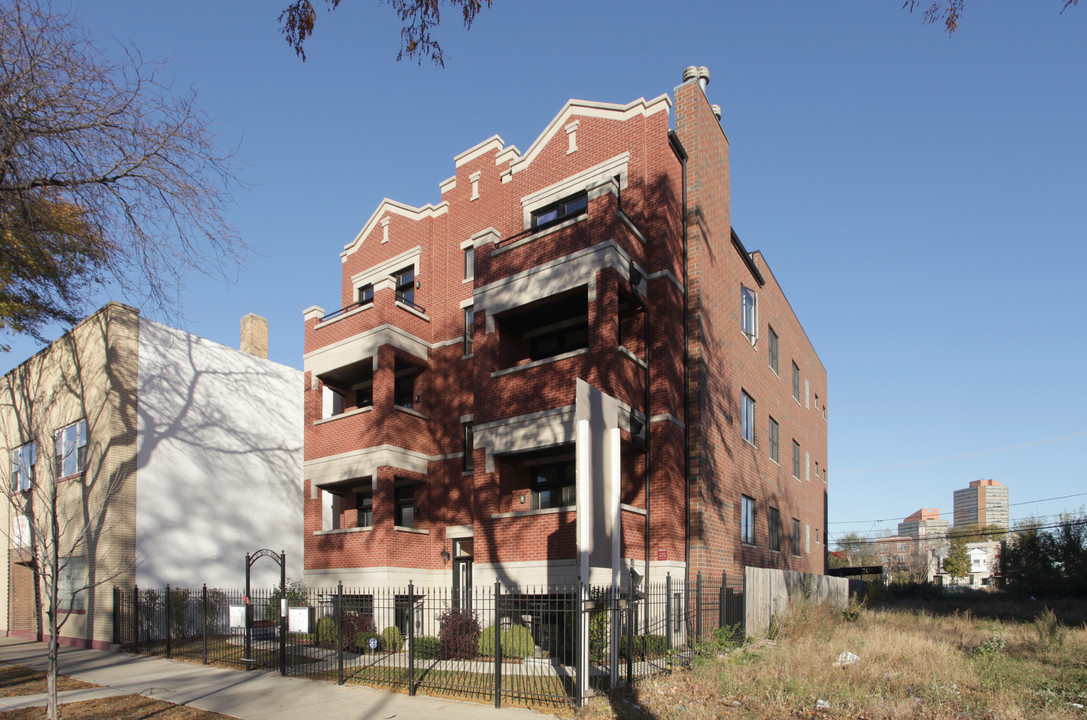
xmin=742 ymin=567 xmax=848 ymax=637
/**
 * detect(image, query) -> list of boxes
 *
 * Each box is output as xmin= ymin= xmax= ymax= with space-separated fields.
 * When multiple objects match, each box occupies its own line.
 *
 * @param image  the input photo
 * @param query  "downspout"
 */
xmin=668 ymin=130 xmax=690 ymax=592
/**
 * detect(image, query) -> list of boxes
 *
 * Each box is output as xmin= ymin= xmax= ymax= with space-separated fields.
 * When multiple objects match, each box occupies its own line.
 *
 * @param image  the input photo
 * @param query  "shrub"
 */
xmin=355 ymin=631 xmax=383 ymax=652
xmin=382 ymin=625 xmax=403 ymax=652
xmin=1033 ymin=607 xmax=1066 ymax=651
xmin=478 ymin=625 xmax=498 ymax=657
xmin=619 ymin=634 xmax=667 ymax=660
xmin=414 ymin=635 xmax=441 ymax=658
xmin=341 ymin=612 xmax=372 ymax=645
xmin=502 ymin=625 xmax=535 ymax=659
xmin=265 ymin=579 xmax=308 ymax=622
xmin=316 ymin=616 xmax=337 ymax=647
xmin=438 ymin=608 xmax=480 ymax=659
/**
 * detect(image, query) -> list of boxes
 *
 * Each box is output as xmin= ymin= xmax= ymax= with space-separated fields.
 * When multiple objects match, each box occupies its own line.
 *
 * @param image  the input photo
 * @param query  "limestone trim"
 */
xmin=342 ymin=200 xmax=449 ymax=258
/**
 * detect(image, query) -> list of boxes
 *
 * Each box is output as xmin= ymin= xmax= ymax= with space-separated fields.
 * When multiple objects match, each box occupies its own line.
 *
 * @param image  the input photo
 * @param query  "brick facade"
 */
xmin=303 ymin=68 xmax=828 ymax=591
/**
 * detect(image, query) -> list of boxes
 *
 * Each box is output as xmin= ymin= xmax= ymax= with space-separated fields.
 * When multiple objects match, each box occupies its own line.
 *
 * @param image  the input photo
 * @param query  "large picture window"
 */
xmin=531 ymin=460 xmax=576 ymax=510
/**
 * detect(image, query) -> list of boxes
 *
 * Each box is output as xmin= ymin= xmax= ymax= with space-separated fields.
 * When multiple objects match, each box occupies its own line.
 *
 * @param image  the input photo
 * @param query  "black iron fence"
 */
xmin=114 ymin=571 xmax=743 ymax=708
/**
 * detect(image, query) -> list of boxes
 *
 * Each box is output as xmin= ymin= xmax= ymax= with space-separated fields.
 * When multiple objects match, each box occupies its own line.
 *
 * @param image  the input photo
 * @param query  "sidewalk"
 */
xmin=0 ymin=637 xmax=557 ymax=720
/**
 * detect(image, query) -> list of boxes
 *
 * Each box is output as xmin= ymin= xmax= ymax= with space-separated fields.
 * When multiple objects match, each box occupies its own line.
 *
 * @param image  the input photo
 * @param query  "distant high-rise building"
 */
xmin=898 ymin=508 xmax=949 ymax=539
xmin=953 ymin=479 xmax=1009 ymax=530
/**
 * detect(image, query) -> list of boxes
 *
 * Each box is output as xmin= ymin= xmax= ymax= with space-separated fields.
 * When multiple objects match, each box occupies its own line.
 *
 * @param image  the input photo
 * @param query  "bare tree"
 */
xmin=279 ymin=0 xmax=492 ymax=64
xmin=2 ymin=307 xmax=136 ymax=719
xmin=904 ymin=0 xmax=1078 ymax=35
xmin=0 ymin=0 xmax=245 ymax=350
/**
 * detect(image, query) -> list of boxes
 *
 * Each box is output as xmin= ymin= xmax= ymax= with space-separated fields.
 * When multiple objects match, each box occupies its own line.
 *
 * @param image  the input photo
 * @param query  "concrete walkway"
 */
xmin=0 ymin=637 xmax=557 ymax=719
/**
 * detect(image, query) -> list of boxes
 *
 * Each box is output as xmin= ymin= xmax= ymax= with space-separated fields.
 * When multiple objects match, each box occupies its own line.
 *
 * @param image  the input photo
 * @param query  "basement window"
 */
xmin=531 ymin=192 xmax=588 ymax=231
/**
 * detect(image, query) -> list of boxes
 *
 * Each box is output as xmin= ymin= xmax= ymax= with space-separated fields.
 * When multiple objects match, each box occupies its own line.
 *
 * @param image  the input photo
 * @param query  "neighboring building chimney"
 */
xmin=241 ymin=313 xmax=268 ymax=359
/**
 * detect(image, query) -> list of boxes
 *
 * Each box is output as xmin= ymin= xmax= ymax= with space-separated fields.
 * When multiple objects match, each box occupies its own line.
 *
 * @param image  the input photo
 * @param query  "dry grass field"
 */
xmin=580 ymin=594 xmax=1087 ymax=720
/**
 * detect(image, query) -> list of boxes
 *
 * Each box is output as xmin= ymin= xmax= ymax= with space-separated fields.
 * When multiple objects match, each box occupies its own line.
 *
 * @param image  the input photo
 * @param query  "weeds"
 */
xmin=1032 ymin=607 xmax=1066 ymax=651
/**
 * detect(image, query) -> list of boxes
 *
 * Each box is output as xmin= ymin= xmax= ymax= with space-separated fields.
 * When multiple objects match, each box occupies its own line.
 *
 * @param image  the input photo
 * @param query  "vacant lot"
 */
xmin=580 ymin=595 xmax=1087 ymax=720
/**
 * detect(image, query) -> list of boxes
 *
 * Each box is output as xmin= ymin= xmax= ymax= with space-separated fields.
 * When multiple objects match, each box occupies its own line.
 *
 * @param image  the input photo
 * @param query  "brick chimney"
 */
xmin=240 ymin=313 xmax=268 ymax=359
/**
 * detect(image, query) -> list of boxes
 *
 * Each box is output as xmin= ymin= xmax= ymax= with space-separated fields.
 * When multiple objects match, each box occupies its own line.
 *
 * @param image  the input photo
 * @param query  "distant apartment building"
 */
xmin=301 ymin=67 xmax=828 ymax=599
xmin=953 ymin=479 xmax=1009 ymax=530
xmin=2 ymin=303 xmax=303 ymax=649
xmin=898 ymin=508 xmax=949 ymax=540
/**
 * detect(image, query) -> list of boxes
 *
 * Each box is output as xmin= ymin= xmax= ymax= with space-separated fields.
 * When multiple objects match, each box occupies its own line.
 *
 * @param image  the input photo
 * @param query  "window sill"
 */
xmin=395 ymin=301 xmax=430 ymax=321
xmin=740 ymin=540 xmax=756 ymax=548
xmin=491 ymin=505 xmax=574 ymax=520
xmin=617 ymin=345 xmax=647 ymax=369
xmin=314 ymin=526 xmax=372 ymax=536
xmin=491 ymin=347 xmax=589 ymax=378
xmin=314 ymin=406 xmax=373 ymax=425
xmin=394 ymin=525 xmax=429 ymax=535
xmin=621 ymin=504 xmax=647 ymax=516
xmin=393 ymin=405 xmax=429 ymax=420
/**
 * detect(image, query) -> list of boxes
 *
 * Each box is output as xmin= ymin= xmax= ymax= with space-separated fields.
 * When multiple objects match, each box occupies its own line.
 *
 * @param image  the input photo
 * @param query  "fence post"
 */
xmin=696 ymin=571 xmax=703 ymax=641
xmin=575 ymin=577 xmax=585 ymax=706
xmin=165 ymin=584 xmax=172 ymax=659
xmin=133 ymin=586 xmax=140 ymax=652
xmin=336 ymin=582 xmax=344 ymax=686
xmin=112 ymin=587 xmax=119 ymax=646
xmin=202 ymin=585 xmax=209 ymax=664
xmin=664 ymin=573 xmax=673 ymax=667
xmin=718 ymin=571 xmax=727 ymax=628
xmin=627 ymin=567 xmax=635 ymax=684
xmin=494 ymin=579 xmax=502 ymax=708
xmin=407 ymin=581 xmax=416 ymax=696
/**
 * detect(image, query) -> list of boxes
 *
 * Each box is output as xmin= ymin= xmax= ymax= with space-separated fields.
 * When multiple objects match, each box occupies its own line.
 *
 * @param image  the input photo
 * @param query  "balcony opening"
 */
xmin=319 ymin=360 xmax=374 ymax=419
xmin=394 ymin=358 xmax=422 ymax=410
xmin=496 ymin=288 xmax=588 ymax=369
xmin=498 ymin=446 xmax=576 ymax=511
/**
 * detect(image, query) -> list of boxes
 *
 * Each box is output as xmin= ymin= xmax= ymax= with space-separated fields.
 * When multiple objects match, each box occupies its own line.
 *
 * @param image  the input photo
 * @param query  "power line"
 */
xmin=828 ymin=492 xmax=1087 ymax=526
xmin=828 ymin=517 xmax=1086 ymax=547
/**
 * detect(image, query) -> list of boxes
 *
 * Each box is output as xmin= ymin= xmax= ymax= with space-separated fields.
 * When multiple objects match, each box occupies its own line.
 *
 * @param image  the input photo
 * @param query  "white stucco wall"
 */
xmin=135 ymin=319 xmax=303 ymax=590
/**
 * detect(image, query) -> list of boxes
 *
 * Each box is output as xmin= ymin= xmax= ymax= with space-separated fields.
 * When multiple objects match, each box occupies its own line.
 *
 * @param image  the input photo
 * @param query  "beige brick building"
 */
xmin=2 ymin=302 xmax=302 ymax=650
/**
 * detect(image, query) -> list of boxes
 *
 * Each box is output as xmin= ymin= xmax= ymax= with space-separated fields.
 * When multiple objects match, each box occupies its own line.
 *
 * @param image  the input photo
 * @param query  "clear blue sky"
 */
xmin=5 ymin=1 xmax=1085 ymax=542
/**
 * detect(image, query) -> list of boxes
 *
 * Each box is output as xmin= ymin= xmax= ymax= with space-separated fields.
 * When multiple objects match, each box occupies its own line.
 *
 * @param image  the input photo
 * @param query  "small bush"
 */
xmin=316 ymin=616 xmax=337 ymax=647
xmin=503 ymin=625 xmax=535 ymax=659
xmin=1033 ymin=608 xmax=1066 ymax=651
xmin=414 ymin=635 xmax=441 ymax=658
xmin=355 ymin=631 xmax=383 ymax=652
xmin=619 ymin=634 xmax=667 ymax=660
xmin=382 ymin=625 xmax=403 ymax=652
xmin=341 ymin=611 xmax=372 ymax=643
xmin=478 ymin=625 xmax=498 ymax=657
xmin=438 ymin=608 xmax=480 ymax=659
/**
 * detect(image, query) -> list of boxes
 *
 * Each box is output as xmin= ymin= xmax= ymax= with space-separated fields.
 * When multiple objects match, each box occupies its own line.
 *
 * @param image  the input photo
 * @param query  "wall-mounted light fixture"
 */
xmin=440 ymin=547 xmax=450 ymax=564
xmin=415 ymin=280 xmax=421 ymax=289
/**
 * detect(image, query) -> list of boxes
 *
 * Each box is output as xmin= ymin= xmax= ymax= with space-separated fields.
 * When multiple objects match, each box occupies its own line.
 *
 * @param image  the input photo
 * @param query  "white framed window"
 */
xmin=741 ymin=391 xmax=756 ymax=445
xmin=11 ymin=442 xmax=35 ymax=492
xmin=741 ymin=495 xmax=756 ymax=545
xmin=741 ymin=286 xmax=758 ymax=344
xmin=54 ymin=420 xmax=87 ymax=478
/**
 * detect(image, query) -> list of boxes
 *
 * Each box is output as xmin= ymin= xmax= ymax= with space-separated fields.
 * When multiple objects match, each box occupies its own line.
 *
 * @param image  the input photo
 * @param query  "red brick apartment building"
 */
xmin=301 ymin=67 xmax=828 ymax=594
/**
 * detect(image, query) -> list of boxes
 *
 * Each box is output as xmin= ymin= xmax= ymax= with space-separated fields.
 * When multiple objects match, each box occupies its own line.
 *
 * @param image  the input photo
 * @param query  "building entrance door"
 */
xmin=452 ymin=539 xmax=473 ymax=609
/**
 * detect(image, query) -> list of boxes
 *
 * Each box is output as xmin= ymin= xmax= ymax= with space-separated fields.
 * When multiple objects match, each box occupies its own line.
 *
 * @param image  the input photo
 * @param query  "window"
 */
xmin=394 ymin=360 xmax=419 ymax=410
xmin=394 ymin=482 xmax=416 ymax=528
xmin=463 ymin=307 xmax=474 ymax=356
xmin=792 ymin=441 xmax=801 ymax=479
xmin=741 ymin=391 xmax=756 ymax=445
xmin=805 ymin=379 xmax=810 ymax=409
xmin=768 ymin=417 xmax=780 ymax=463
xmin=741 ymin=286 xmax=758 ymax=343
xmin=815 ymin=460 xmax=820 ymax=481
xmin=358 ymin=283 xmax=374 ymax=306
xmin=356 ymin=486 xmax=373 ymax=528
xmin=394 ymin=266 xmax=415 ymax=306
xmin=806 ymin=452 xmax=810 ymax=481
xmin=531 ymin=459 xmax=576 ymax=509
xmin=768 ymin=326 xmax=778 ymax=373
xmin=531 ymin=192 xmax=588 ymax=230
xmin=814 ymin=393 xmax=820 ymax=411
xmin=769 ymin=507 xmax=780 ymax=552
xmin=54 ymin=420 xmax=87 ymax=478
xmin=792 ymin=362 xmax=800 ymax=402
xmin=741 ymin=495 xmax=756 ymax=545
xmin=464 ymin=246 xmax=474 ymax=280
xmin=462 ymin=423 xmax=474 ymax=472
xmin=11 ymin=442 xmax=35 ymax=492
xmin=792 ymin=518 xmax=801 ymax=556
xmin=58 ymin=557 xmax=86 ymax=611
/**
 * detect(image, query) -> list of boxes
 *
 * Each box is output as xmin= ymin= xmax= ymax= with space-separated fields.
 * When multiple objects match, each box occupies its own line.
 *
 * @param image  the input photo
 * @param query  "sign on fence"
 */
xmin=229 ymin=605 xmax=246 ymax=630
xmin=288 ymin=606 xmax=313 ymax=633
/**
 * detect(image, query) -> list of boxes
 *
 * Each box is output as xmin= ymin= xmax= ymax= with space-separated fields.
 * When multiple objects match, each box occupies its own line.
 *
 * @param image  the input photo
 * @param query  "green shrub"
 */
xmin=316 ymin=616 xmax=337 ymax=647
xmin=619 ymin=634 xmax=667 ymax=660
xmin=355 ymin=630 xmax=383 ymax=652
xmin=502 ymin=625 xmax=535 ymax=659
xmin=381 ymin=625 xmax=403 ymax=652
xmin=413 ymin=635 xmax=441 ymax=658
xmin=478 ymin=626 xmax=498 ymax=657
